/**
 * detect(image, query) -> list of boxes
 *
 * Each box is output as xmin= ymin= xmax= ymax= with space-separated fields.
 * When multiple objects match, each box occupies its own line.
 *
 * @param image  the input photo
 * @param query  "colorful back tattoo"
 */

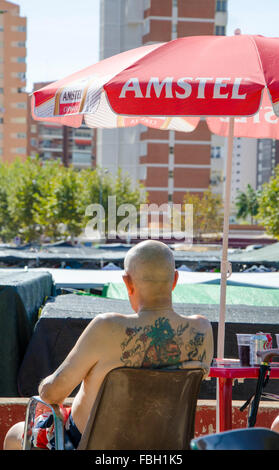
xmin=120 ymin=317 xmax=206 ymax=368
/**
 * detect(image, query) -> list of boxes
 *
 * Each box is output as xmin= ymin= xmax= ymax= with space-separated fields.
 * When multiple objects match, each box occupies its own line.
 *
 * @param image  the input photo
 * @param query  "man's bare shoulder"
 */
xmin=91 ymin=311 xmax=138 ymax=329
xmin=176 ymin=313 xmax=212 ymax=330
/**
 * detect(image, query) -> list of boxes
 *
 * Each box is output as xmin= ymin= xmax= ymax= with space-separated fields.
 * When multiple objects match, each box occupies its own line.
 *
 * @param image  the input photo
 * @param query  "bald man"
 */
xmin=4 ymin=240 xmax=213 ymax=450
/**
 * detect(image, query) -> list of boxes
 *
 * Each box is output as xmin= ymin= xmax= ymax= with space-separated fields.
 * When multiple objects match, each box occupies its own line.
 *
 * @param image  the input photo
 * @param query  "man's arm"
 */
xmin=188 ymin=314 xmax=214 ymax=376
xmin=38 ymin=314 xmax=108 ymax=405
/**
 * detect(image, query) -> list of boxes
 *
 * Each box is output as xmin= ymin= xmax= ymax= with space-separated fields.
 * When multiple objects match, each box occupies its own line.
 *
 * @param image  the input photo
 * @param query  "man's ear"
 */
xmin=172 ymin=270 xmax=179 ymax=291
xmin=122 ymin=273 xmax=134 ymax=296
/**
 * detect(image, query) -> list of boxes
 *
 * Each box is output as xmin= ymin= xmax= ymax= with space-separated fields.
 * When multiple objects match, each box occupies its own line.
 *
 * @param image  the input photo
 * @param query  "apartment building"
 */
xmin=98 ymin=0 xmax=228 ymax=205
xmin=211 ymin=135 xmax=258 ymax=190
xmin=210 ymin=128 xmax=279 ymax=214
xmin=28 ymin=82 xmax=96 ymax=169
xmin=0 ymin=0 xmax=27 ymax=163
xmin=256 ymin=139 xmax=279 ymax=189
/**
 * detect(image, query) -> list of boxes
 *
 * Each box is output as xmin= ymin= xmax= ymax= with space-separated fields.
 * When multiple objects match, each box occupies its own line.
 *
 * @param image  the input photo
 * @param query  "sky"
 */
xmin=14 ymin=0 xmax=279 ymax=92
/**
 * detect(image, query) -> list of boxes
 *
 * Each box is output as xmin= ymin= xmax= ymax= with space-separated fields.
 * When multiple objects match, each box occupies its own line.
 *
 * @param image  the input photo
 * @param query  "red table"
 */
xmin=209 ymin=359 xmax=279 ymax=432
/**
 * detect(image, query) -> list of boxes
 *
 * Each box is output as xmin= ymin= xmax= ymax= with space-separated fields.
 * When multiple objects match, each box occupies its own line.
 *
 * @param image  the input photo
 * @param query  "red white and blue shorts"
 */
xmin=25 ymin=407 xmax=82 ymax=450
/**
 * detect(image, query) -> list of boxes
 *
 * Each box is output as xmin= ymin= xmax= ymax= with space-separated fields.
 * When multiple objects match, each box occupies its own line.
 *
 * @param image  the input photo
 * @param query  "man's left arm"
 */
xmin=38 ymin=314 xmax=108 ymax=405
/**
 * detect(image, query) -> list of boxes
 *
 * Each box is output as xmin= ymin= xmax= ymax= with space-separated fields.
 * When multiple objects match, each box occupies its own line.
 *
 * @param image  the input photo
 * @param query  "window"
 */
xmin=211 ymin=146 xmax=221 ymax=158
xmin=72 ymin=152 xmax=92 ymax=165
xmin=144 ymin=0 xmax=151 ymax=10
xmin=215 ymin=25 xmax=225 ymax=36
xmin=12 ymin=102 xmax=26 ymax=109
xmin=16 ymin=26 xmax=26 ymax=32
xmin=74 ymin=130 xmax=92 ymax=138
xmin=216 ymin=0 xmax=227 ymax=12
xmin=11 ymin=41 xmax=25 ymax=47
xmin=143 ymin=18 xmax=150 ymax=36
xmin=17 ymin=57 xmax=26 ymax=63
xmin=10 ymin=117 xmax=26 ymax=123
xmin=12 ymin=147 xmax=26 ymax=154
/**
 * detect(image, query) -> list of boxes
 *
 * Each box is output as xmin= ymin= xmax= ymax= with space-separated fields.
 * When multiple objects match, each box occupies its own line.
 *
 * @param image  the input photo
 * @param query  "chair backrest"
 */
xmin=78 ymin=367 xmax=204 ymax=450
xmin=191 ymin=428 xmax=279 ymax=450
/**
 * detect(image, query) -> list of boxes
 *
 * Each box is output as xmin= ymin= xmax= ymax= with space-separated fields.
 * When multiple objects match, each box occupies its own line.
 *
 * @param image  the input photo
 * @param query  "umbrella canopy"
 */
xmin=32 ymin=35 xmax=279 ymax=125
xmin=31 ymin=34 xmax=279 ymax=363
xmin=207 ymin=88 xmax=279 ymax=138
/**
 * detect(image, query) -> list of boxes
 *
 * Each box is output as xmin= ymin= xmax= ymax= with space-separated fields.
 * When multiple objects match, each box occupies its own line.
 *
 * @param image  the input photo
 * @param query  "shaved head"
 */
xmin=124 ymin=240 xmax=175 ymax=286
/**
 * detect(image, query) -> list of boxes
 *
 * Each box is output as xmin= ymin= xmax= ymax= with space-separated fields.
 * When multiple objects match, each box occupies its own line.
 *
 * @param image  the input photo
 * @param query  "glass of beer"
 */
xmin=236 ymin=334 xmax=252 ymax=367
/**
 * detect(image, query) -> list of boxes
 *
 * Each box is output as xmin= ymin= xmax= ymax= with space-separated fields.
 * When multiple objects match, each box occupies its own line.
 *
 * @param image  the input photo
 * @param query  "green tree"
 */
xmin=235 ymin=184 xmax=260 ymax=224
xmin=7 ymin=157 xmax=44 ymax=243
xmin=0 ymin=163 xmax=18 ymax=242
xmin=0 ymin=159 xmax=147 ymax=244
xmin=256 ymin=166 xmax=279 ymax=239
xmin=113 ymin=169 xmax=146 ymax=237
xmin=51 ymin=166 xmax=85 ymax=242
xmin=33 ymin=160 xmax=85 ymax=242
xmin=82 ymin=167 xmax=112 ymax=219
xmin=183 ymin=188 xmax=223 ymax=241
xmin=33 ymin=160 xmax=63 ymax=241
xmin=83 ymin=168 xmax=147 ymax=238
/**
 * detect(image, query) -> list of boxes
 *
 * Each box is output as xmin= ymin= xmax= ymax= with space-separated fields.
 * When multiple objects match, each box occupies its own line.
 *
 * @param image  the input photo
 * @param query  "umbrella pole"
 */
xmin=216 ymin=117 xmax=234 ymax=433
xmin=217 ymin=116 xmax=235 ymax=360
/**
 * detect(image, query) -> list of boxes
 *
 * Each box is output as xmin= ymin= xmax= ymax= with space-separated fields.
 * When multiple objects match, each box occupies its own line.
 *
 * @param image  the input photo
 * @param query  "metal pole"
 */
xmin=217 ymin=117 xmax=235 ymax=360
xmin=216 ymin=117 xmax=234 ymax=434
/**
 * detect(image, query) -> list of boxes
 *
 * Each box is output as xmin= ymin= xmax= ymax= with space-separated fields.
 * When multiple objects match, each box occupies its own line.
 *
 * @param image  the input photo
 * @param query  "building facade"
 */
xmin=211 ymin=134 xmax=279 ymax=219
xmin=211 ymin=133 xmax=258 ymax=221
xmin=0 ymin=0 xmax=27 ymax=163
xmin=256 ymin=139 xmax=279 ymax=189
xmin=98 ymin=0 xmax=228 ymax=205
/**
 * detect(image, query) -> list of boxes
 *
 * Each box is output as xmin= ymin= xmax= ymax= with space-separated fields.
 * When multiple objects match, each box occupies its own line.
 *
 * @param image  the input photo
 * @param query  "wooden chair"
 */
xmin=23 ymin=366 xmax=205 ymax=450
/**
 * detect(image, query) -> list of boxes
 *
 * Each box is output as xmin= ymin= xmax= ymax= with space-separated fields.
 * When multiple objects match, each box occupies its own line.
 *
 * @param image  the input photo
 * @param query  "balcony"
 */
xmin=72 ymin=144 xmax=92 ymax=153
xmin=72 ymin=151 xmax=93 ymax=167
xmin=39 ymin=145 xmax=63 ymax=153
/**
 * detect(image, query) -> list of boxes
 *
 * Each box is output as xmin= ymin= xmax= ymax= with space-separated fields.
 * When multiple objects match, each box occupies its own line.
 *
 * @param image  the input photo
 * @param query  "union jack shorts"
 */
xmin=25 ymin=407 xmax=82 ymax=450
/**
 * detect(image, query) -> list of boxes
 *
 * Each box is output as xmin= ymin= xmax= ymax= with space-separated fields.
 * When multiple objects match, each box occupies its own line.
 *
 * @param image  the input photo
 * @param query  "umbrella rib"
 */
xmin=248 ymin=35 xmax=265 ymax=83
